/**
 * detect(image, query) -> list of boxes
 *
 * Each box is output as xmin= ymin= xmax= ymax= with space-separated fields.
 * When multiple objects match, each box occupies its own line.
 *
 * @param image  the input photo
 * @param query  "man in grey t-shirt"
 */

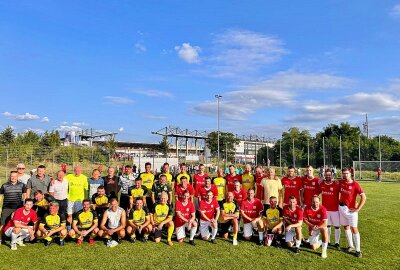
xmin=26 ymin=165 xmax=51 ymax=199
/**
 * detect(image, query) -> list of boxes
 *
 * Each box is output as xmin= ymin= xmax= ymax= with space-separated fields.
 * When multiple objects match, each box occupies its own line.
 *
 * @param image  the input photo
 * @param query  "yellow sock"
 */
xmin=233 ymin=233 xmax=237 ymax=240
xmin=167 ymin=225 xmax=174 ymax=241
xmin=90 ymin=233 xmax=96 ymax=239
xmin=131 ymin=233 xmax=136 ymax=239
xmin=104 ymin=235 xmax=111 ymax=240
xmin=44 ymin=236 xmax=52 ymax=241
xmin=144 ymin=232 xmax=149 ymax=237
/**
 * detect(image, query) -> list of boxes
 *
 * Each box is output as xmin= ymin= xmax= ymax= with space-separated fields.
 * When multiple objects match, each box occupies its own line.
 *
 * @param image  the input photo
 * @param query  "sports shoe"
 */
xmin=16 ymin=240 xmax=26 ymax=247
xmin=142 ymin=237 xmax=148 ymax=243
xmin=77 ymin=239 xmax=83 ymax=246
xmin=293 ymin=247 xmax=300 ymax=254
xmin=10 ymin=243 xmax=17 ymax=250
xmin=44 ymin=240 xmax=51 ymax=247
xmin=275 ymin=241 xmax=282 ymax=248
xmin=210 ymin=238 xmax=217 ymax=244
xmin=129 ymin=237 xmax=136 ymax=243
xmin=233 ymin=239 xmax=238 ymax=246
xmin=189 ymin=240 xmax=196 ymax=246
xmin=59 ymin=239 xmax=65 ymax=246
xmin=106 ymin=239 xmax=112 ymax=247
xmin=258 ymin=240 xmax=264 ymax=246
xmin=89 ymin=239 xmax=95 ymax=245
xmin=334 ymin=243 xmax=341 ymax=250
xmin=109 ymin=240 xmax=118 ymax=248
xmin=321 ymin=250 xmax=327 ymax=259
xmin=347 ymin=247 xmax=355 ymax=253
xmin=167 ymin=241 xmax=173 ymax=246
xmin=355 ymin=251 xmax=362 ymax=258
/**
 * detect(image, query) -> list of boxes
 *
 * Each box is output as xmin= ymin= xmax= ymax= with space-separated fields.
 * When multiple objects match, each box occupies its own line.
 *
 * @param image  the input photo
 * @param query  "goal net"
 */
xmin=352 ymin=161 xmax=400 ymax=182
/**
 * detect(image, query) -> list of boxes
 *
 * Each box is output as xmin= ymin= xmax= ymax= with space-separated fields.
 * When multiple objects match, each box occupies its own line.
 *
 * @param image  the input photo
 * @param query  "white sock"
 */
xmin=327 ymin=226 xmax=332 ymax=243
xmin=353 ymin=233 xmax=361 ymax=252
xmin=322 ymin=242 xmax=328 ymax=251
xmin=11 ymin=233 xmax=19 ymax=245
xmin=345 ymin=229 xmax=354 ymax=248
xmin=259 ymin=232 xmax=264 ymax=241
xmin=211 ymin=227 xmax=218 ymax=239
xmin=190 ymin=227 xmax=197 ymax=240
xmin=295 ymin=240 xmax=301 ymax=248
xmin=334 ymin=228 xmax=341 ymax=244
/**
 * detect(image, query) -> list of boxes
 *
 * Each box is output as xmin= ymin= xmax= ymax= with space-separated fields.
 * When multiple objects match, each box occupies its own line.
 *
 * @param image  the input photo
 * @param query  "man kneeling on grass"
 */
xmin=283 ymin=196 xmax=303 ymax=254
xmin=151 ymin=192 xmax=174 ymax=246
xmin=126 ymin=197 xmax=152 ymax=243
xmin=98 ymin=198 xmax=126 ymax=248
xmin=69 ymin=199 xmax=99 ymax=246
xmin=36 ymin=201 xmax=67 ymax=246
xmin=175 ymin=190 xmax=197 ymax=245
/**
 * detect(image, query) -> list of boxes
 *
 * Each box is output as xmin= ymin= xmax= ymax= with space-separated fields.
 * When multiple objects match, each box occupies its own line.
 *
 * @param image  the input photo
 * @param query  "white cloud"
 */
xmin=390 ymin=4 xmax=400 ymax=17
xmin=118 ymin=127 xmax=124 ymax=132
xmin=56 ymin=125 xmax=83 ymax=132
xmin=15 ymin=113 xmax=40 ymax=121
xmin=23 ymin=128 xmax=45 ymax=134
xmin=134 ymin=90 xmax=174 ymax=99
xmin=144 ymin=115 xmax=168 ymax=120
xmin=135 ymin=41 xmax=147 ymax=53
xmin=3 ymin=112 xmax=13 ymax=117
xmin=72 ymin=122 xmax=88 ymax=127
xmin=41 ymin=117 xmax=50 ymax=122
xmin=103 ymin=96 xmax=134 ymax=105
xmin=174 ymin=43 xmax=201 ymax=64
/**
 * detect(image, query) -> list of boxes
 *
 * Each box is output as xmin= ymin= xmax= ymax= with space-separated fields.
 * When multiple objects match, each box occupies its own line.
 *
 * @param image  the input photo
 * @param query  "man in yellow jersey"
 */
xmin=157 ymin=162 xmax=174 ymax=187
xmin=242 ymin=164 xmax=255 ymax=192
xmin=212 ymin=168 xmax=226 ymax=208
xmin=128 ymin=178 xmax=148 ymax=210
xmin=66 ymin=166 xmax=88 ymax=227
xmin=263 ymin=196 xmax=283 ymax=247
xmin=91 ymin=185 xmax=109 ymax=220
xmin=175 ymin=163 xmax=192 ymax=185
xmin=98 ymin=198 xmax=126 ymax=247
xmin=139 ymin=162 xmax=155 ymax=210
xmin=151 ymin=192 xmax=174 ymax=246
xmin=219 ymin=192 xmax=240 ymax=246
xmin=69 ymin=199 xmax=98 ymax=245
xmin=126 ymin=197 xmax=152 ymax=243
xmin=36 ymin=201 xmax=67 ymax=246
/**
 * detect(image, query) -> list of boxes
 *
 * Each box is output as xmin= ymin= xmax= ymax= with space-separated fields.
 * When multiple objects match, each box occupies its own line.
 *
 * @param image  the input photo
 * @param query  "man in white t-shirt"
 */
xmin=49 ymin=170 xmax=69 ymax=217
xmin=16 ymin=163 xmax=30 ymax=185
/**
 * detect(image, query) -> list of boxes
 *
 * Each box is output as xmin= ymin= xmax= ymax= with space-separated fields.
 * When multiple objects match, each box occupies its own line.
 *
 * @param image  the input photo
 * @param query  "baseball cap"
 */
xmin=17 ymin=163 xmax=26 ymax=169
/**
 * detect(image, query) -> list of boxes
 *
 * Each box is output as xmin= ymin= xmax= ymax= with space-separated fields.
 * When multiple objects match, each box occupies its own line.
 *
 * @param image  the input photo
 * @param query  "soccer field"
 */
xmin=0 ymin=182 xmax=398 ymax=270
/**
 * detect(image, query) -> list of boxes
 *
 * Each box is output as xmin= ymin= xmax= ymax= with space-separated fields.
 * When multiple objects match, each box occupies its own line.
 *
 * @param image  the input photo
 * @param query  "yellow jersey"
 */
xmin=242 ymin=173 xmax=255 ymax=191
xmin=153 ymin=204 xmax=173 ymax=225
xmin=213 ymin=177 xmax=226 ymax=201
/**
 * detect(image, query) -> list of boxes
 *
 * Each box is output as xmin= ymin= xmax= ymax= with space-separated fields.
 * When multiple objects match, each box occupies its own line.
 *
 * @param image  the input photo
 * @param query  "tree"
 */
xmin=158 ymin=136 xmax=170 ymax=158
xmin=0 ymin=126 xmax=15 ymax=146
xmin=15 ymin=130 xmax=40 ymax=145
xmin=105 ymin=135 xmax=117 ymax=156
xmin=40 ymin=130 xmax=61 ymax=148
xmin=206 ymin=131 xmax=240 ymax=162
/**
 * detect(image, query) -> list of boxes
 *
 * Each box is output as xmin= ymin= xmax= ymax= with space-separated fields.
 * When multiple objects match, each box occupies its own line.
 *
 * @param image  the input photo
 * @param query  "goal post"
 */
xmin=352 ymin=161 xmax=400 ymax=182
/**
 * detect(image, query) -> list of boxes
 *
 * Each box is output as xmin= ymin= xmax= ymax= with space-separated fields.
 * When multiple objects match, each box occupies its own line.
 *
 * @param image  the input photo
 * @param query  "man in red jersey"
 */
xmin=233 ymin=181 xmax=247 ymax=207
xmin=281 ymin=166 xmax=303 ymax=205
xmin=225 ymin=165 xmax=242 ymax=193
xmin=319 ymin=169 xmax=341 ymax=249
xmin=174 ymin=176 xmax=195 ymax=202
xmin=240 ymin=188 xmax=264 ymax=244
xmin=301 ymin=165 xmax=320 ymax=208
xmin=197 ymin=176 xmax=218 ymax=203
xmin=254 ymin=166 xmax=266 ymax=201
xmin=339 ymin=168 xmax=366 ymax=258
xmin=283 ymin=196 xmax=303 ymax=254
xmin=199 ymin=190 xmax=220 ymax=243
xmin=193 ymin=164 xmax=208 ymax=191
xmin=175 ymin=190 xmax=197 ymax=245
xmin=3 ymin=198 xmax=38 ymax=250
xmin=303 ymin=195 xmax=328 ymax=258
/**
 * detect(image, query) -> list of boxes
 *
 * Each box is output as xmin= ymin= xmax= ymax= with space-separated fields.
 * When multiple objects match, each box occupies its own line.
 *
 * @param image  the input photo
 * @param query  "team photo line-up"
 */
xmin=0 ymin=162 xmax=366 ymax=258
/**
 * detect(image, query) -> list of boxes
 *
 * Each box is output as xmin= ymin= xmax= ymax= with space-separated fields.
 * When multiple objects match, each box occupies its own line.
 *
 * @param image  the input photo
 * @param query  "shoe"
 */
xmin=129 ymin=237 xmax=136 ymax=243
xmin=293 ymin=247 xmax=300 ymax=254
xmin=355 ymin=251 xmax=362 ymax=258
xmin=77 ymin=239 xmax=83 ymax=246
xmin=109 ymin=240 xmax=118 ymax=248
xmin=106 ymin=239 xmax=112 ymax=247
xmin=233 ymin=239 xmax=238 ymax=246
xmin=10 ymin=243 xmax=17 ymax=250
xmin=44 ymin=240 xmax=51 ymax=247
xmin=59 ymin=240 xmax=65 ymax=246
xmin=89 ymin=239 xmax=95 ymax=245
xmin=258 ymin=240 xmax=264 ymax=246
xmin=189 ymin=240 xmax=196 ymax=246
xmin=275 ymin=241 xmax=281 ymax=248
xmin=167 ymin=241 xmax=173 ymax=246
xmin=142 ymin=237 xmax=148 ymax=243
xmin=347 ymin=247 xmax=355 ymax=253
xmin=321 ymin=250 xmax=327 ymax=259
xmin=210 ymin=238 xmax=217 ymax=244
xmin=117 ymin=238 xmax=122 ymax=244
xmin=16 ymin=240 xmax=26 ymax=247
xmin=334 ymin=243 xmax=341 ymax=250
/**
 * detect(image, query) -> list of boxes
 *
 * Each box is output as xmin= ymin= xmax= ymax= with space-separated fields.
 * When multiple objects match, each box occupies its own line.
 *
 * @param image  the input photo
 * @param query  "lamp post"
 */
xmin=215 ymin=94 xmax=222 ymax=169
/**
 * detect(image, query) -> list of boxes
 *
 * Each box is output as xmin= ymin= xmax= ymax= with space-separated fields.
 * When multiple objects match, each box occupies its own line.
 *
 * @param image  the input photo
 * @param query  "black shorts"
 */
xmin=154 ymin=227 xmax=166 ymax=239
xmin=220 ymin=220 xmax=234 ymax=234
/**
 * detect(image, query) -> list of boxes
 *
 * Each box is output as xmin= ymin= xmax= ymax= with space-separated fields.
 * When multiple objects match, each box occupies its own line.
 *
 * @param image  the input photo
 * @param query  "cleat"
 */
xmin=109 ymin=240 xmax=118 ymax=248
xmin=89 ymin=239 xmax=95 ymax=245
xmin=142 ymin=237 xmax=148 ymax=243
xmin=355 ymin=251 xmax=362 ymax=258
xmin=233 ymin=239 xmax=238 ymax=246
xmin=258 ymin=240 xmax=264 ymax=246
xmin=189 ymin=240 xmax=196 ymax=246
xmin=76 ymin=239 xmax=83 ymax=246
xmin=10 ymin=243 xmax=17 ymax=250
xmin=275 ymin=241 xmax=282 ymax=248
xmin=347 ymin=247 xmax=355 ymax=253
xmin=16 ymin=240 xmax=26 ymax=247
xmin=334 ymin=243 xmax=341 ymax=250
xmin=59 ymin=240 xmax=65 ymax=246
xmin=129 ymin=237 xmax=136 ymax=243
xmin=210 ymin=239 xmax=217 ymax=244
xmin=322 ymin=250 xmax=327 ymax=259
xmin=293 ymin=247 xmax=300 ymax=254
xmin=167 ymin=241 xmax=173 ymax=246
xmin=44 ymin=240 xmax=51 ymax=247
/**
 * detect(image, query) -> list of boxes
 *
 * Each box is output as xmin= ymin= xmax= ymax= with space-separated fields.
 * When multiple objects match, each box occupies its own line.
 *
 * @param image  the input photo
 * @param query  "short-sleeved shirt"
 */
xmin=319 ymin=180 xmax=340 ymax=211
xmin=88 ymin=178 xmax=104 ymax=198
xmin=219 ymin=200 xmax=239 ymax=223
xmin=197 ymin=185 xmax=218 ymax=201
xmin=175 ymin=173 xmax=192 ymax=185
xmin=281 ymin=176 xmax=303 ymax=204
xmin=175 ymin=200 xmax=195 ymax=227
xmin=199 ymin=199 xmax=220 ymax=221
xmin=193 ymin=174 xmax=208 ymax=190
xmin=153 ymin=204 xmax=173 ymax=225
xmin=302 ymin=177 xmax=320 ymax=206
xmin=41 ymin=213 xmax=66 ymax=230
xmin=241 ymin=198 xmax=263 ymax=224
xmin=175 ymin=184 xmax=195 ymax=202
xmin=157 ymin=172 xmax=173 ymax=186
xmin=283 ymin=205 xmax=303 ymax=224
xmin=66 ymin=174 xmax=88 ymax=202
xmin=255 ymin=174 xmax=267 ymax=200
xmin=233 ymin=188 xmax=247 ymax=207
xmin=261 ymin=178 xmax=283 ymax=205
xmin=225 ymin=174 xmax=242 ymax=192
xmin=18 ymin=174 xmax=30 ymax=185
xmin=128 ymin=208 xmax=150 ymax=225
xmin=212 ymin=177 xmax=226 ymax=201
xmin=304 ymin=205 xmax=328 ymax=226
xmin=139 ymin=172 xmax=155 ymax=191
xmin=264 ymin=207 xmax=283 ymax=229
xmin=128 ymin=186 xmax=149 ymax=200
xmin=3 ymin=207 xmax=38 ymax=232
xmin=49 ymin=179 xmax=69 ymax=200
xmin=0 ymin=182 xmax=26 ymax=209
xmin=34 ymin=196 xmax=54 ymax=218
xmin=91 ymin=193 xmax=109 ymax=216
xmin=339 ymin=180 xmax=364 ymax=209
xmin=241 ymin=173 xmax=255 ymax=191
xmin=103 ymin=175 xmax=120 ymax=196
xmin=119 ymin=174 xmax=135 ymax=195
xmin=27 ymin=176 xmax=51 ymax=198
xmin=73 ymin=209 xmax=98 ymax=229
xmin=152 ymin=182 xmax=172 ymax=204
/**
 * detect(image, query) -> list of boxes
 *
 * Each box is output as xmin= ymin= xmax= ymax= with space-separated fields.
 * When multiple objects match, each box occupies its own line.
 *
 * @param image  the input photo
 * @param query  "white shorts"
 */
xmin=339 ymin=205 xmax=358 ymax=227
xmin=176 ymin=223 xmax=191 ymax=240
xmin=199 ymin=220 xmax=212 ymax=238
xmin=285 ymin=227 xmax=296 ymax=242
xmin=309 ymin=229 xmax=320 ymax=245
xmin=327 ymin=211 xmax=340 ymax=227
xmin=67 ymin=200 xmax=83 ymax=215
xmin=243 ymin=222 xmax=257 ymax=238
xmin=4 ymin=227 xmax=30 ymax=238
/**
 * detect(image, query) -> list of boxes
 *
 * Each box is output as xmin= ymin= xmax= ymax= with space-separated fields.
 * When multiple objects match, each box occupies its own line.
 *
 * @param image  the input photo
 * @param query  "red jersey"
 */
xmin=319 ymin=181 xmax=340 ymax=211
xmin=281 ymin=176 xmax=303 ymax=204
xmin=302 ymin=177 xmax=320 ymax=206
xmin=225 ymin=174 xmax=242 ymax=192
xmin=255 ymin=173 xmax=267 ymax=200
xmin=304 ymin=205 xmax=328 ymax=226
xmin=175 ymin=200 xmax=196 ymax=227
xmin=174 ymin=184 xmax=195 ymax=202
xmin=4 ymin=207 xmax=38 ymax=232
xmin=339 ymin=180 xmax=364 ymax=209
xmin=283 ymin=205 xmax=303 ymax=224
xmin=233 ymin=188 xmax=247 ymax=207
xmin=241 ymin=198 xmax=263 ymax=224
xmin=193 ymin=173 xmax=208 ymax=190
xmin=197 ymin=185 xmax=218 ymax=201
xmin=199 ymin=199 xmax=220 ymax=221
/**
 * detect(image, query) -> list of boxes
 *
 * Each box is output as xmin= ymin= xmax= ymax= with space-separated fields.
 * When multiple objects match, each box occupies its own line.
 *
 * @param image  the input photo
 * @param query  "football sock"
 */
xmin=345 ymin=229 xmax=354 ymax=248
xmin=211 ymin=227 xmax=218 ymax=239
xmin=295 ymin=240 xmax=301 ymax=248
xmin=190 ymin=226 xmax=197 ymax=240
xmin=167 ymin=225 xmax=174 ymax=242
xmin=11 ymin=232 xmax=19 ymax=245
xmin=327 ymin=226 xmax=331 ymax=243
xmin=233 ymin=233 xmax=237 ymax=240
xmin=334 ymin=228 xmax=341 ymax=244
xmin=353 ymin=233 xmax=361 ymax=252
xmin=259 ymin=232 xmax=264 ymax=241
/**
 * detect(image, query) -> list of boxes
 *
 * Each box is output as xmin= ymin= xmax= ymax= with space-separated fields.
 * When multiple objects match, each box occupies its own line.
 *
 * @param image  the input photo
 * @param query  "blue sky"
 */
xmin=1 ymin=1 xmax=400 ymax=142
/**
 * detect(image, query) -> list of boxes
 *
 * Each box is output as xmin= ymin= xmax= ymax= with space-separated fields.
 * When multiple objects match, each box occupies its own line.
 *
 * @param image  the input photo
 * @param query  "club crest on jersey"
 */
xmin=294 ymin=214 xmax=297 ymax=218
xmin=253 ymin=206 xmax=256 ymax=209
xmin=349 ymin=186 xmax=352 ymax=190
xmin=317 ymin=214 xmax=321 ymax=218
xmin=293 ymin=181 xmax=296 ymax=184
xmin=330 ymin=187 xmax=333 ymax=191
xmin=312 ymin=182 xmax=315 ymax=185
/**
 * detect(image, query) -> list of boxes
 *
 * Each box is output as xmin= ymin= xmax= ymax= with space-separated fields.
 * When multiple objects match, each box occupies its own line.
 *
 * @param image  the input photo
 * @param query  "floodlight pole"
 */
xmin=215 ymin=94 xmax=222 ymax=170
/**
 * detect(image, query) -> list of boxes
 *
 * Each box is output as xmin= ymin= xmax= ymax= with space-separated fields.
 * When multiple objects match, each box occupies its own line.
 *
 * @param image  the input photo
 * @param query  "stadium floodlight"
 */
xmin=215 ymin=94 xmax=222 ymax=169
